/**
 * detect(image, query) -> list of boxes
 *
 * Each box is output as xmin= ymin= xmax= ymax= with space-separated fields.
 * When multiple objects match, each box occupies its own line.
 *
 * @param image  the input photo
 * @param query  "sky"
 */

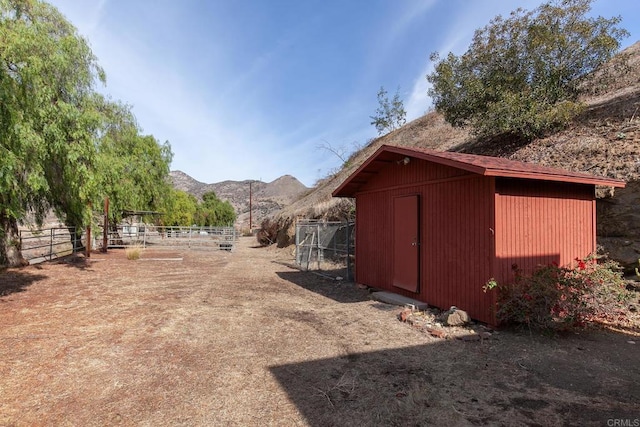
xmin=47 ymin=0 xmax=640 ymax=187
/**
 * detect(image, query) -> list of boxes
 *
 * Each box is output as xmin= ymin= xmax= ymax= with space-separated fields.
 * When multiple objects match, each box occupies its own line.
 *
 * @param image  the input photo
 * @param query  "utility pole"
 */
xmin=249 ymin=181 xmax=253 ymax=232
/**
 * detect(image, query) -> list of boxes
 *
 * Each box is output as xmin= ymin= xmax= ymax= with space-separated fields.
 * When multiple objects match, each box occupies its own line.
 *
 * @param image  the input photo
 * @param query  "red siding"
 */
xmin=493 ymin=179 xmax=595 ymax=286
xmin=355 ymin=158 xmax=495 ymax=323
xmin=343 ymin=147 xmax=603 ymax=326
xmin=356 ymin=190 xmax=392 ymax=288
xmin=358 ymin=157 xmax=468 ymax=193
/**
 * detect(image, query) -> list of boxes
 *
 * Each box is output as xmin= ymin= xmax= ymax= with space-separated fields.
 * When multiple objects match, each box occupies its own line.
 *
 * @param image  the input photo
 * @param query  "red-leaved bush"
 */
xmin=489 ymin=256 xmax=632 ymax=330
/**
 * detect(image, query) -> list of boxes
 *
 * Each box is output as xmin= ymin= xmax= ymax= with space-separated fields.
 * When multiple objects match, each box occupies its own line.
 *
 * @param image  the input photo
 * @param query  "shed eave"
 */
xmin=485 ymin=169 xmax=626 ymax=187
xmin=331 ymin=144 xmax=626 ymax=198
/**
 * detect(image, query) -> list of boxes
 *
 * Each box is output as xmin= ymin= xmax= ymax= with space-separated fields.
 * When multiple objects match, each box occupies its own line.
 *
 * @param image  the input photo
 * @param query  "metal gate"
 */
xmin=19 ymin=227 xmax=83 ymax=263
xmin=295 ymin=220 xmax=355 ymax=280
xmin=96 ymin=225 xmax=238 ymax=251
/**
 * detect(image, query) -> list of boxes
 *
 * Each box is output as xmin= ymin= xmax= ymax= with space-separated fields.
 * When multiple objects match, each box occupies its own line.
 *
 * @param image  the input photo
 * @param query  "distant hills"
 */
xmin=169 ymin=171 xmax=309 ymax=229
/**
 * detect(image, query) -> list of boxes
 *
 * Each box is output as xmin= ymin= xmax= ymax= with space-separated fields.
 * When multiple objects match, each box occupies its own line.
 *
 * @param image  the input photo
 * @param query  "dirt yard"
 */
xmin=0 ymin=237 xmax=638 ymax=426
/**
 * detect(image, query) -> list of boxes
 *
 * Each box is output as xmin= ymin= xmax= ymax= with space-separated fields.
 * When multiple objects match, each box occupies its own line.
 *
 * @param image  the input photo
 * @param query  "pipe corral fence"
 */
xmin=19 ymin=227 xmax=83 ymax=264
xmin=97 ymin=225 xmax=238 ymax=251
xmin=295 ymin=220 xmax=355 ymax=281
xmin=18 ymin=225 xmax=238 ymax=264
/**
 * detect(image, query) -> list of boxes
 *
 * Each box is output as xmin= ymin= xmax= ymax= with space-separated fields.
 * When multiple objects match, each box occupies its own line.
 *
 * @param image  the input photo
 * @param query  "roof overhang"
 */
xmin=332 ymin=145 xmax=626 ymax=198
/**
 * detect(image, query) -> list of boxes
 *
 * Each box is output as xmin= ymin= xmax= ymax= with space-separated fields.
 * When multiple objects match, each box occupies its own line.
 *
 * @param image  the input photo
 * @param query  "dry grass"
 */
xmin=0 ymin=237 xmax=638 ymax=425
xmin=125 ymin=245 xmax=143 ymax=260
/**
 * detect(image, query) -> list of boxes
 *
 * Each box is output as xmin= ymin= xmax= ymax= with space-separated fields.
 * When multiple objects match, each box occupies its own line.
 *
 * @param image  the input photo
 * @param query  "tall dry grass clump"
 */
xmin=125 ymin=245 xmax=143 ymax=260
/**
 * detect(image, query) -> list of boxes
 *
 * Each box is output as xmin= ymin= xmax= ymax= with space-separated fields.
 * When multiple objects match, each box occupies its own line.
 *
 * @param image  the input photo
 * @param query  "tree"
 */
xmin=159 ymin=189 xmax=198 ymax=227
xmin=195 ymin=191 xmax=236 ymax=227
xmin=159 ymin=190 xmax=235 ymax=228
xmin=370 ymin=86 xmax=406 ymax=135
xmin=0 ymin=0 xmax=105 ymax=266
xmin=94 ymin=100 xmax=173 ymax=227
xmin=427 ymin=0 xmax=628 ymax=141
xmin=0 ymin=1 xmax=174 ymax=266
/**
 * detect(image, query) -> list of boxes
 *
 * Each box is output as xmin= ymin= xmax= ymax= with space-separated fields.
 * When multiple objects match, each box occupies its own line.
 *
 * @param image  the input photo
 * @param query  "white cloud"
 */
xmin=390 ymin=0 xmax=438 ymax=42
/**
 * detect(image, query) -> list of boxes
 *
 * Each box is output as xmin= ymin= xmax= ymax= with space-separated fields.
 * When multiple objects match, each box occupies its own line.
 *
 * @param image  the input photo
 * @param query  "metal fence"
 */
xmin=295 ymin=220 xmax=355 ymax=280
xmin=96 ymin=225 xmax=238 ymax=251
xmin=19 ymin=227 xmax=83 ymax=263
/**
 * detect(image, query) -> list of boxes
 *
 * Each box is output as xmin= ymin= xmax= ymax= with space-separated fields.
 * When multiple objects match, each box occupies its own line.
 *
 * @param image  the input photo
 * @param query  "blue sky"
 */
xmin=48 ymin=0 xmax=640 ymax=187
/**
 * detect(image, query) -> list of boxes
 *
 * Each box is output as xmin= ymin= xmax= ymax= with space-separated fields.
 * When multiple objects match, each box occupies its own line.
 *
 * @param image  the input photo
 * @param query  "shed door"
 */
xmin=393 ymin=195 xmax=419 ymax=292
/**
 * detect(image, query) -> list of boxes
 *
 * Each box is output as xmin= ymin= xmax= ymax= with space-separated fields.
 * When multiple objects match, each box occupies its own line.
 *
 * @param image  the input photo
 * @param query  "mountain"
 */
xmin=265 ymin=41 xmax=640 ymax=272
xmin=169 ymin=171 xmax=309 ymax=229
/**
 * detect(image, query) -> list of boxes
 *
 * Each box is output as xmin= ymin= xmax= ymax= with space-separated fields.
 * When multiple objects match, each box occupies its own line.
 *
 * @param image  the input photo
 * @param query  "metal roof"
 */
xmin=332 ymin=144 xmax=626 ymax=197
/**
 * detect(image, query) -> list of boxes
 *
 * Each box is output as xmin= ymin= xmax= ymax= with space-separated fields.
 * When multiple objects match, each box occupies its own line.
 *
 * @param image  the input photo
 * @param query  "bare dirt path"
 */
xmin=0 ymin=237 xmax=638 ymax=426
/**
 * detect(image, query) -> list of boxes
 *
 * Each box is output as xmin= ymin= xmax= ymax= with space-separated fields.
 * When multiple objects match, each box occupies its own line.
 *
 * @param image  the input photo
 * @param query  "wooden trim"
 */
xmin=354 ymin=174 xmax=478 ymax=196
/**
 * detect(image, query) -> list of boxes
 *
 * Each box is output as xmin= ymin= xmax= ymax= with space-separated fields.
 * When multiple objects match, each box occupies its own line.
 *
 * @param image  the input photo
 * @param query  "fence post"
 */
xmin=102 ymin=197 xmax=109 ymax=253
xmin=295 ymin=220 xmax=300 ymax=265
xmin=306 ymin=232 xmax=314 ymax=271
xmin=86 ymin=226 xmax=91 ymax=258
xmin=50 ymin=228 xmax=54 ymax=260
xmin=316 ymin=223 xmax=321 ymax=270
xmin=346 ymin=222 xmax=351 ymax=281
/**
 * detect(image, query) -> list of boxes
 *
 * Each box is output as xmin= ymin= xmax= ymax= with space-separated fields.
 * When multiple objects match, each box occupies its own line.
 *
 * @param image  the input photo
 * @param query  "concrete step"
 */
xmin=370 ymin=291 xmax=429 ymax=310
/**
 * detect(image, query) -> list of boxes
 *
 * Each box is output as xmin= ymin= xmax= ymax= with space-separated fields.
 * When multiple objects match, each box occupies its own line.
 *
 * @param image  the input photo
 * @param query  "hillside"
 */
xmin=169 ymin=171 xmax=309 ymax=229
xmin=267 ymin=41 xmax=640 ymax=271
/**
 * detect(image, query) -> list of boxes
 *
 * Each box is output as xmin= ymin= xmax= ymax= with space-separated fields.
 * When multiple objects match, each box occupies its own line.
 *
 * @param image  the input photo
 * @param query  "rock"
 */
xmin=597 ymin=181 xmax=640 ymax=273
xmin=426 ymin=327 xmax=448 ymax=339
xmin=445 ymin=307 xmax=471 ymax=326
xmin=398 ymin=308 xmax=412 ymax=322
xmin=598 ymin=239 xmax=640 ymax=274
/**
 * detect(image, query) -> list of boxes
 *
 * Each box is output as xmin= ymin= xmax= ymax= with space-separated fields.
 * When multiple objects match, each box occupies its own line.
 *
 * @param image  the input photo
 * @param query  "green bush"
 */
xmin=487 ymin=256 xmax=632 ymax=330
xmin=426 ymin=0 xmax=628 ymax=141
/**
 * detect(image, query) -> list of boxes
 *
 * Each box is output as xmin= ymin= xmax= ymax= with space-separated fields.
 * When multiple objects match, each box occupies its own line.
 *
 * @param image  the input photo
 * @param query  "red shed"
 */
xmin=332 ymin=145 xmax=625 ymax=324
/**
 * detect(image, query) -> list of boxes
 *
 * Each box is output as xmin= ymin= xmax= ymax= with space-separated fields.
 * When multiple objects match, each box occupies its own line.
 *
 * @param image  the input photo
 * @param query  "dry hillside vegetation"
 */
xmin=269 ymin=42 xmax=640 ymax=269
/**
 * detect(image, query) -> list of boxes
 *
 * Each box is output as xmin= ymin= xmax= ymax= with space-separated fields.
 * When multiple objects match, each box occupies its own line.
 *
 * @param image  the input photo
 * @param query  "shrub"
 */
xmin=256 ymin=218 xmax=278 ymax=247
xmin=426 ymin=0 xmax=629 ymax=141
xmin=487 ymin=256 xmax=632 ymax=330
xmin=125 ymin=245 xmax=142 ymax=260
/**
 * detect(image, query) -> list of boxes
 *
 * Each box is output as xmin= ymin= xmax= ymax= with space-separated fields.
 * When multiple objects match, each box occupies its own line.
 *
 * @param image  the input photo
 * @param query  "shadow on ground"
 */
xmin=276 ymin=270 xmax=369 ymax=303
xmin=0 ymin=270 xmax=48 ymax=298
xmin=270 ymin=332 xmax=640 ymax=426
xmin=53 ymin=254 xmax=94 ymax=270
